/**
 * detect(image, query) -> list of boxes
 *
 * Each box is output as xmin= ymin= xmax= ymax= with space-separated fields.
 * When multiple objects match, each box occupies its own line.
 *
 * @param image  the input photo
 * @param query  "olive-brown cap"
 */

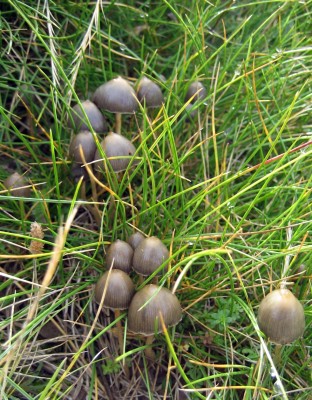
xmin=257 ymin=288 xmax=305 ymax=344
xmin=93 ymin=76 xmax=138 ymax=114
xmin=132 ymin=236 xmax=169 ymax=276
xmin=94 ymin=270 xmax=135 ymax=310
xmin=128 ymin=284 xmax=182 ymax=335
xmin=94 ymin=132 xmax=136 ymax=172
xmin=69 ymin=100 xmax=107 ymax=133
xmin=69 ymin=130 xmax=97 ymax=164
xmin=4 ymin=172 xmax=31 ymax=198
xmin=185 ymin=81 xmax=207 ymax=103
xmin=136 ymin=77 xmax=164 ymax=108
xmin=106 ymin=240 xmax=134 ymax=274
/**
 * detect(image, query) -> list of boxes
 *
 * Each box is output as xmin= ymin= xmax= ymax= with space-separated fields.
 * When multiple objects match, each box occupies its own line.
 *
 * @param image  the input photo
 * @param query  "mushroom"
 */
xmin=93 ymin=76 xmax=138 ymax=134
xmin=128 ymin=284 xmax=182 ymax=359
xmin=69 ymin=130 xmax=98 ymax=187
xmin=184 ymin=80 xmax=207 ymax=103
xmin=3 ymin=172 xmax=31 ymax=198
xmin=257 ymin=288 xmax=305 ymax=345
xmin=94 ymin=132 xmax=136 ymax=173
xmin=106 ymin=239 xmax=134 ymax=274
xmin=132 ymin=236 xmax=169 ymax=283
xmin=127 ymin=231 xmax=145 ymax=250
xmin=95 ymin=269 xmax=135 ymax=355
xmin=69 ymin=100 xmax=107 ymax=133
xmin=136 ymin=77 xmax=164 ymax=109
xmin=69 ymin=130 xmax=97 ymax=165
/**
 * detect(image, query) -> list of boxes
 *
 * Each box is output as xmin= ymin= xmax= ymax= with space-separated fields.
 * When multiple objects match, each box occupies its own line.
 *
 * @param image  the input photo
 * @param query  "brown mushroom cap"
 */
xmin=128 ymin=284 xmax=182 ymax=335
xmin=136 ymin=77 xmax=164 ymax=108
xmin=69 ymin=100 xmax=107 ymax=133
xmin=94 ymin=132 xmax=136 ymax=172
xmin=106 ymin=239 xmax=134 ymax=274
xmin=94 ymin=270 xmax=135 ymax=310
xmin=132 ymin=236 xmax=169 ymax=276
xmin=69 ymin=130 xmax=97 ymax=164
xmin=127 ymin=232 xmax=145 ymax=250
xmin=185 ymin=81 xmax=207 ymax=103
xmin=93 ymin=76 xmax=138 ymax=114
xmin=257 ymin=288 xmax=305 ymax=344
xmin=4 ymin=172 xmax=31 ymax=197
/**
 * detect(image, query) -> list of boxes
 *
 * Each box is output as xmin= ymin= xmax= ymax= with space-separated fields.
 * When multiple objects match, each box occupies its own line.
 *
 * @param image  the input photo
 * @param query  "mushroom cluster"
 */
xmin=94 ymin=233 xmax=181 ymax=361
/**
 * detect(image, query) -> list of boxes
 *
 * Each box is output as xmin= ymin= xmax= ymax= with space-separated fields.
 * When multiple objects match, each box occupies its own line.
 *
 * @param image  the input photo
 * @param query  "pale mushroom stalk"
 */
xmin=94 ymin=270 xmax=135 ymax=374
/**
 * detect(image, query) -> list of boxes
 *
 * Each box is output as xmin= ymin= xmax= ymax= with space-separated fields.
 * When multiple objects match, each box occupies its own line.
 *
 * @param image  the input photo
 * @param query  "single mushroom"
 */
xmin=127 ymin=231 xmax=145 ymax=250
xmin=69 ymin=130 xmax=97 ymax=165
xmin=257 ymin=288 xmax=305 ymax=345
xmin=94 ymin=132 xmax=136 ymax=173
xmin=3 ymin=172 xmax=31 ymax=198
xmin=69 ymin=100 xmax=107 ymax=133
xmin=93 ymin=76 xmax=138 ymax=134
xmin=136 ymin=77 xmax=164 ymax=109
xmin=132 ymin=236 xmax=169 ymax=283
xmin=106 ymin=239 xmax=134 ymax=274
xmin=95 ymin=269 xmax=135 ymax=355
xmin=184 ymin=80 xmax=207 ymax=103
xmin=128 ymin=284 xmax=182 ymax=359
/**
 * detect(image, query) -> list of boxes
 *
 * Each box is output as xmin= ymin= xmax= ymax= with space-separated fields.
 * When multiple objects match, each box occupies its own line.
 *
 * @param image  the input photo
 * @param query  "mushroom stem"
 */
xmin=144 ymin=335 xmax=156 ymax=361
xmin=115 ymin=113 xmax=122 ymax=134
xmin=273 ymin=344 xmax=282 ymax=367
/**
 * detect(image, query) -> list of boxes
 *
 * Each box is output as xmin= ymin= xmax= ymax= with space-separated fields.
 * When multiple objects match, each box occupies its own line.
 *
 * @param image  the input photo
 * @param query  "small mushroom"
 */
xmin=93 ymin=76 xmax=138 ymax=134
xmin=184 ymin=80 xmax=207 ymax=103
xmin=95 ymin=269 xmax=135 ymax=356
xmin=136 ymin=77 xmax=164 ymax=109
xmin=132 ymin=236 xmax=169 ymax=281
xmin=106 ymin=239 xmax=134 ymax=274
xmin=127 ymin=232 xmax=145 ymax=250
xmin=3 ymin=172 xmax=31 ymax=197
xmin=69 ymin=130 xmax=97 ymax=164
xmin=257 ymin=288 xmax=305 ymax=345
xmin=94 ymin=132 xmax=136 ymax=173
xmin=128 ymin=284 xmax=182 ymax=359
xmin=69 ymin=100 xmax=107 ymax=133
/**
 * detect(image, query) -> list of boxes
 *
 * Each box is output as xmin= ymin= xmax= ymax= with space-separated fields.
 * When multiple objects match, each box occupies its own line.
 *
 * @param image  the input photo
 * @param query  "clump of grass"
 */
xmin=0 ymin=1 xmax=311 ymax=399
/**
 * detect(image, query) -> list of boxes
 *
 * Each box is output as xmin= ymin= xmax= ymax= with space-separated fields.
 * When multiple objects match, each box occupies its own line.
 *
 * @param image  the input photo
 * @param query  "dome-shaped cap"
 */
xmin=257 ymin=288 xmax=305 ymax=344
xmin=127 ymin=232 xmax=145 ymax=250
xmin=93 ymin=76 xmax=138 ymax=114
xmin=133 ymin=236 xmax=169 ymax=276
xmin=185 ymin=81 xmax=207 ymax=103
xmin=106 ymin=239 xmax=134 ymax=273
xmin=69 ymin=130 xmax=97 ymax=164
xmin=4 ymin=172 xmax=31 ymax=197
xmin=94 ymin=132 xmax=136 ymax=172
xmin=94 ymin=270 xmax=135 ymax=310
xmin=69 ymin=100 xmax=107 ymax=133
xmin=128 ymin=284 xmax=182 ymax=335
xmin=137 ymin=77 xmax=164 ymax=108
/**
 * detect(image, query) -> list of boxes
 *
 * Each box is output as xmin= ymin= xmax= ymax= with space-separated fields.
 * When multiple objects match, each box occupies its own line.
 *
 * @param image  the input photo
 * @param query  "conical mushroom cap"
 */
xmin=137 ymin=77 xmax=164 ymax=108
xmin=94 ymin=132 xmax=136 ymax=172
xmin=257 ymin=288 xmax=305 ymax=344
xmin=4 ymin=172 xmax=31 ymax=197
xmin=133 ymin=236 xmax=169 ymax=276
xmin=185 ymin=81 xmax=207 ymax=102
xmin=127 ymin=232 xmax=145 ymax=250
xmin=93 ymin=76 xmax=138 ymax=114
xmin=69 ymin=130 xmax=97 ymax=164
xmin=106 ymin=239 xmax=134 ymax=273
xmin=128 ymin=284 xmax=182 ymax=335
xmin=94 ymin=270 xmax=135 ymax=310
xmin=69 ymin=100 xmax=107 ymax=133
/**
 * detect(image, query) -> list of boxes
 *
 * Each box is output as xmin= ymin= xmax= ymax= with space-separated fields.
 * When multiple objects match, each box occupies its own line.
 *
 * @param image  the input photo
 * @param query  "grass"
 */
xmin=0 ymin=0 xmax=311 ymax=398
